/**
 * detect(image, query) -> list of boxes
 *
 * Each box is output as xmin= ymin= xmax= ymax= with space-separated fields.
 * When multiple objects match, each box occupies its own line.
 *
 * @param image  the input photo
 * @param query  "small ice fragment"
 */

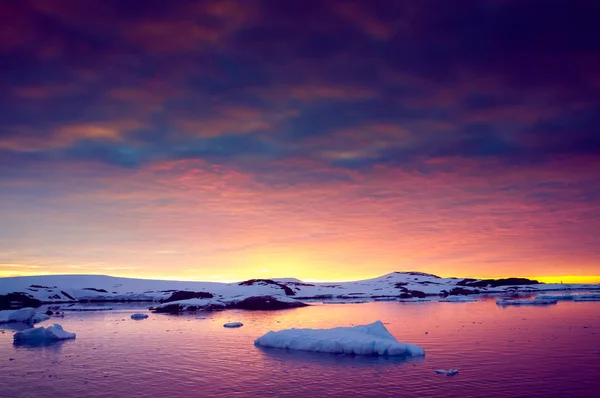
xmin=446 ymin=369 xmax=459 ymax=376
xmin=224 ymin=322 xmax=243 ymax=328
xmin=508 ymin=340 xmax=514 ymax=342
xmin=131 ymin=313 xmax=148 ymax=320
xmin=435 ymin=369 xmax=447 ymax=374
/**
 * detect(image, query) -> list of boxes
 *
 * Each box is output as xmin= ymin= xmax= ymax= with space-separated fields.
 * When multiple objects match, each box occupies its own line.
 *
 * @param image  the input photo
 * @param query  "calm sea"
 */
xmin=1 ymin=299 xmax=599 ymax=397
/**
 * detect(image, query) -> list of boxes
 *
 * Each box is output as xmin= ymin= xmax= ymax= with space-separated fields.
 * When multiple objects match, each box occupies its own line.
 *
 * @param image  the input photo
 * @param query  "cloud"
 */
xmin=0 ymin=1 xmax=599 ymax=279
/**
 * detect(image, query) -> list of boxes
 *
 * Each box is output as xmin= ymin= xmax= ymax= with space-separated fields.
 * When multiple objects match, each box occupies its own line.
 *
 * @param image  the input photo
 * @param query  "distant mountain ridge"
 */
xmin=0 ymin=272 xmax=597 ymax=310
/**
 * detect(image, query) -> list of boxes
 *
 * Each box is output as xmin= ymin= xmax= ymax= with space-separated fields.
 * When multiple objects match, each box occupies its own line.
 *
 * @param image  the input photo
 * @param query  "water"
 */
xmin=1 ymin=300 xmax=599 ymax=398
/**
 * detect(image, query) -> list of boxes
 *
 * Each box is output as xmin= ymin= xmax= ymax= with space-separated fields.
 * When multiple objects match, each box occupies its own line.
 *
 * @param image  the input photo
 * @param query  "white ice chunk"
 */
xmin=439 ymin=296 xmax=477 ymax=302
xmin=435 ymin=369 xmax=447 ymax=374
xmin=131 ymin=313 xmax=149 ymax=320
xmin=254 ymin=320 xmax=425 ymax=357
xmin=13 ymin=323 xmax=76 ymax=344
xmin=496 ymin=298 xmax=557 ymax=306
xmin=446 ymin=369 xmax=459 ymax=376
xmin=8 ymin=308 xmax=36 ymax=323
xmin=224 ymin=322 xmax=243 ymax=328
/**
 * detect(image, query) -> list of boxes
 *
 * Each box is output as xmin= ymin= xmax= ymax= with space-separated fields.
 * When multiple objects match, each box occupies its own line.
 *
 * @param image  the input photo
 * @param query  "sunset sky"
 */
xmin=1 ymin=0 xmax=599 ymax=282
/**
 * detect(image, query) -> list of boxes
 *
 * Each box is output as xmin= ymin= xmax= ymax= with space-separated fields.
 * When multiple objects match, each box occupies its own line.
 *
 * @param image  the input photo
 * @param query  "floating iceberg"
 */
xmin=254 ymin=320 xmax=425 ymax=357
xmin=439 ymin=296 xmax=477 ymax=303
xmin=7 ymin=307 xmax=36 ymax=323
xmin=13 ymin=324 xmax=76 ymax=345
xmin=224 ymin=322 xmax=243 ymax=328
xmin=436 ymin=369 xmax=459 ymax=376
xmin=131 ymin=313 xmax=149 ymax=320
xmin=496 ymin=298 xmax=557 ymax=306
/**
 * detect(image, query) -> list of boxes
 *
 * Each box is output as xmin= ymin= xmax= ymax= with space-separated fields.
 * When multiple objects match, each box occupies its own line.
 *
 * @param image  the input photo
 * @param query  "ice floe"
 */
xmin=254 ymin=320 xmax=424 ymax=357
xmin=572 ymin=294 xmax=600 ymax=302
xmin=7 ymin=307 xmax=36 ymax=323
xmin=496 ymin=298 xmax=557 ymax=306
xmin=131 ymin=313 xmax=149 ymax=320
xmin=435 ymin=369 xmax=459 ymax=376
xmin=439 ymin=296 xmax=477 ymax=303
xmin=396 ymin=298 xmax=432 ymax=302
xmin=223 ymin=322 xmax=243 ymax=328
xmin=13 ymin=324 xmax=76 ymax=345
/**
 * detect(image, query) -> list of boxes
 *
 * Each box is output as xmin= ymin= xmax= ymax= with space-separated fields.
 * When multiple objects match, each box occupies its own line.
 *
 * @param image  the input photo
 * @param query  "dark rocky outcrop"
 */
xmin=83 ymin=288 xmax=108 ymax=293
xmin=398 ymin=290 xmax=427 ymax=299
xmin=456 ymin=278 xmax=540 ymax=289
xmin=151 ymin=301 xmax=225 ymax=314
xmin=0 ymin=292 xmax=42 ymax=310
xmin=230 ymin=296 xmax=307 ymax=310
xmin=409 ymin=290 xmax=427 ymax=298
xmin=238 ymin=279 xmax=295 ymax=296
xmin=395 ymin=271 xmax=442 ymax=279
xmin=163 ymin=291 xmax=214 ymax=303
xmin=441 ymin=287 xmax=480 ymax=297
xmin=30 ymin=284 xmax=53 ymax=289
xmin=60 ymin=291 xmax=76 ymax=300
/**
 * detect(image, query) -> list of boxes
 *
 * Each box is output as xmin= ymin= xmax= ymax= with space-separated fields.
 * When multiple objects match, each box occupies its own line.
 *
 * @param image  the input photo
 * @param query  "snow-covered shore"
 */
xmin=1 ymin=272 xmax=598 ymax=311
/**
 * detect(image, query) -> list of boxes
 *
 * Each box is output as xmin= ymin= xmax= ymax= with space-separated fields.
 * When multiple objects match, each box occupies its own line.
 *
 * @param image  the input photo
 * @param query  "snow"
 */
xmin=1 ymin=272 xmax=598 ymax=307
xmin=131 ymin=313 xmax=149 ymax=320
xmin=439 ymin=296 xmax=477 ymax=303
xmin=223 ymin=322 xmax=243 ymax=328
xmin=496 ymin=298 xmax=558 ymax=306
xmin=13 ymin=324 xmax=76 ymax=344
xmin=254 ymin=320 xmax=425 ymax=357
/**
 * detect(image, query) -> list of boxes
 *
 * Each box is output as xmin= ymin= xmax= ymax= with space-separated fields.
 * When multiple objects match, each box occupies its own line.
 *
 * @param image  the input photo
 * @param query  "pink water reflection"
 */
xmin=1 ymin=300 xmax=599 ymax=397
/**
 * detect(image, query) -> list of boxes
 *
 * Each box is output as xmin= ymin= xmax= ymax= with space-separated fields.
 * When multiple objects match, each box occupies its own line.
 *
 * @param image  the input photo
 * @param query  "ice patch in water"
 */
xmin=254 ymin=321 xmax=424 ymax=357
xmin=224 ymin=322 xmax=243 ymax=328
xmin=13 ymin=324 xmax=76 ymax=345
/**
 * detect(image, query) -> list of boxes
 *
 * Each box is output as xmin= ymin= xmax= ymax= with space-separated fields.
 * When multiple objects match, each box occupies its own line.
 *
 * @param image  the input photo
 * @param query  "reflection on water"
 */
xmin=1 ymin=300 xmax=599 ymax=398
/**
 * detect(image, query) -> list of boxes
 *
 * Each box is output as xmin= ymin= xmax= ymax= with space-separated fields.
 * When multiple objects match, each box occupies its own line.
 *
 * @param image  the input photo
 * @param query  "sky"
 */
xmin=1 ymin=0 xmax=599 ymax=283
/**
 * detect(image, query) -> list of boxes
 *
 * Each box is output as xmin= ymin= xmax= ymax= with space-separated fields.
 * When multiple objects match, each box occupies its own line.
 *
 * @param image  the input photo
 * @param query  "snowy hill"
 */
xmin=0 ymin=272 xmax=597 ymax=310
